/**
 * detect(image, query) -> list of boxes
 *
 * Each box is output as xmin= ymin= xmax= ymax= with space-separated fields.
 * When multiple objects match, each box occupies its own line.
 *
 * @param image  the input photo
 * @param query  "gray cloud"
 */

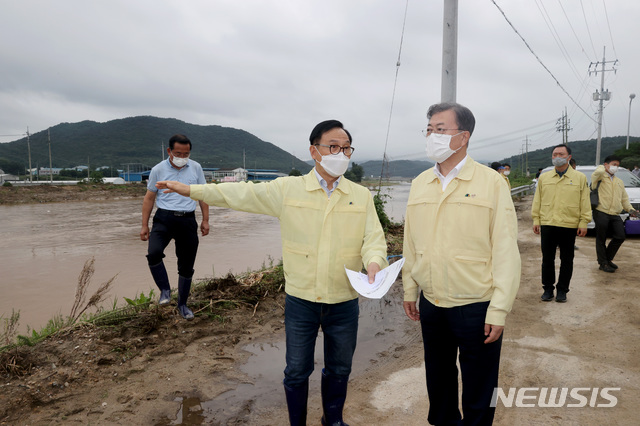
xmin=1 ymin=1 xmax=638 ymax=165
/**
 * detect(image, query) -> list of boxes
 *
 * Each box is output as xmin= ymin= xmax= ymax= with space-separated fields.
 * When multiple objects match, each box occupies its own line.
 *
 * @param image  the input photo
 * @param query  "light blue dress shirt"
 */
xmin=147 ymin=158 xmax=205 ymax=211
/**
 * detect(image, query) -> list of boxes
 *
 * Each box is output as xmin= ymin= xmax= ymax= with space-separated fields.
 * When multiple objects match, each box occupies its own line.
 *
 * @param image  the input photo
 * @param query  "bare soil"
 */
xmin=1 ymin=191 xmax=638 ymax=425
xmin=0 ymin=183 xmax=148 ymax=205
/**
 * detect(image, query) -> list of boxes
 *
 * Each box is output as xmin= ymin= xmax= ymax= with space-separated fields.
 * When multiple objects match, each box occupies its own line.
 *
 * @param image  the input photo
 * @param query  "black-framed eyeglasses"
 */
xmin=421 ymin=128 xmax=463 ymax=137
xmin=315 ymin=144 xmax=355 ymax=156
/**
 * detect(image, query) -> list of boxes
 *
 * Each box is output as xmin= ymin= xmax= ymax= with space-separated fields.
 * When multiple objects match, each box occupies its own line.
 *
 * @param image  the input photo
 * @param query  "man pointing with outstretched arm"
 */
xmin=157 ymin=119 xmax=387 ymax=426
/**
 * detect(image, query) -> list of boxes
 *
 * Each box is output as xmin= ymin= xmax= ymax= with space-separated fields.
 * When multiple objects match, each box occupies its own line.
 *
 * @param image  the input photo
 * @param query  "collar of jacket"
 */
xmin=552 ymin=165 xmax=577 ymax=179
xmin=303 ymin=170 xmax=351 ymax=194
xmin=424 ymin=156 xmax=477 ymax=184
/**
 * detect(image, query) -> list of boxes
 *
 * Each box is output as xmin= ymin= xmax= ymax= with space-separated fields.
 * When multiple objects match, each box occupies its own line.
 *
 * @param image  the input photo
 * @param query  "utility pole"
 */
xmin=556 ymin=107 xmax=571 ymax=145
xmin=589 ymin=46 xmax=617 ymax=165
xmin=627 ymin=93 xmax=636 ymax=150
xmin=26 ymin=127 xmax=33 ymax=182
xmin=524 ymin=136 xmax=530 ymax=177
xmin=441 ymin=0 xmax=458 ymax=102
xmin=48 ymin=128 xmax=53 ymax=184
xmin=376 ymin=153 xmax=390 ymax=191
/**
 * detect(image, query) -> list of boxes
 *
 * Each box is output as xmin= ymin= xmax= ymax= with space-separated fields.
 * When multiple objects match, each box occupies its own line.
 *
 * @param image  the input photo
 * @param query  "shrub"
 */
xmin=374 ymin=193 xmax=391 ymax=231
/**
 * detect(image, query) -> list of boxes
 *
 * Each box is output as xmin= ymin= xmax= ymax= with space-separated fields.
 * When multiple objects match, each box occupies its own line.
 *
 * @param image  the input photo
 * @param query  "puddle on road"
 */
xmin=166 ymin=288 xmax=412 ymax=425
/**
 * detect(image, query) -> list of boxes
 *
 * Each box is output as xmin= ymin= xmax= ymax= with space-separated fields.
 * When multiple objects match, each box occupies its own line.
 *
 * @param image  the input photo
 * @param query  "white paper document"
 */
xmin=345 ymin=258 xmax=405 ymax=299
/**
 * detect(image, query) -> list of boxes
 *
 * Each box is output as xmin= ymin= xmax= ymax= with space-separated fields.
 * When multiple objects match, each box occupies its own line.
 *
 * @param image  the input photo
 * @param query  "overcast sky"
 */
xmin=1 ymin=0 xmax=638 ymax=164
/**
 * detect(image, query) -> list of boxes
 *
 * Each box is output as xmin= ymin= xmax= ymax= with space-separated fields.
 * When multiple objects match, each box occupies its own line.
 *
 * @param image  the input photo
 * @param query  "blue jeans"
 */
xmin=283 ymin=295 xmax=358 ymax=388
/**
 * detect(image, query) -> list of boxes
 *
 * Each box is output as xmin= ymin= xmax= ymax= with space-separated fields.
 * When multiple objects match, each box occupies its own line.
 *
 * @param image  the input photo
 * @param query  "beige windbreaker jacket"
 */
xmin=531 ymin=166 xmax=592 ymax=229
xmin=591 ymin=165 xmax=635 ymax=215
xmin=189 ymin=171 xmax=388 ymax=304
xmin=402 ymin=158 xmax=521 ymax=326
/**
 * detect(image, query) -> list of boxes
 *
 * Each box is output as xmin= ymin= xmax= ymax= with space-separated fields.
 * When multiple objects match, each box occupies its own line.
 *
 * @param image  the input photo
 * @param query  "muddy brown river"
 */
xmin=1 ymin=183 xmax=410 ymax=334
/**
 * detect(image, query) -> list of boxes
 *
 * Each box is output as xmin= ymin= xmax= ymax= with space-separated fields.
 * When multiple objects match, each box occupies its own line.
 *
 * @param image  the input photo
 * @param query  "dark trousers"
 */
xmin=146 ymin=209 xmax=199 ymax=278
xmin=419 ymin=293 xmax=502 ymax=426
xmin=593 ymin=209 xmax=625 ymax=265
xmin=540 ymin=225 xmax=577 ymax=293
xmin=283 ymin=295 xmax=358 ymax=388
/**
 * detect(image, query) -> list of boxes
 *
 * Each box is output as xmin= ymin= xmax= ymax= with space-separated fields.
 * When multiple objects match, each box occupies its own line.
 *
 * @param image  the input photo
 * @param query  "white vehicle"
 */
xmin=539 ymin=165 xmax=640 ymax=233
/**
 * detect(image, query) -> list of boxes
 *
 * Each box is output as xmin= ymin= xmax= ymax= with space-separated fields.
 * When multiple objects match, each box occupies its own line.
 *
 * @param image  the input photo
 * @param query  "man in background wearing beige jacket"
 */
xmin=403 ymin=102 xmax=521 ymax=425
xmin=591 ymin=155 xmax=638 ymax=273
xmin=532 ymin=144 xmax=591 ymax=303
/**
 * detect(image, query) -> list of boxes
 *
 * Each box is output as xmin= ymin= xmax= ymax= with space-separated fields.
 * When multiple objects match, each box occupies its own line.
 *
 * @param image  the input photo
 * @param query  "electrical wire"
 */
xmin=389 ymin=120 xmax=560 ymax=161
xmin=557 ymin=0 xmax=592 ymax=62
xmin=471 ymin=126 xmax=558 ymax=151
xmin=471 ymin=119 xmax=557 ymax=146
xmin=580 ymin=0 xmax=599 ymax=58
xmin=588 ymin=0 xmax=607 ymax=50
xmin=601 ymin=0 xmax=618 ymax=59
xmin=490 ymin=0 xmax=597 ymax=124
xmin=534 ymin=0 xmax=584 ymax=85
xmin=377 ymin=0 xmax=409 ymax=191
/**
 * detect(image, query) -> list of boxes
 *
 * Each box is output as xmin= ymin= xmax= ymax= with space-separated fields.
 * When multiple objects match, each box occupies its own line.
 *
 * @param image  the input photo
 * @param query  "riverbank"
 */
xmin=0 ymin=182 xmax=148 ymax=205
xmin=1 ymin=194 xmax=638 ymax=425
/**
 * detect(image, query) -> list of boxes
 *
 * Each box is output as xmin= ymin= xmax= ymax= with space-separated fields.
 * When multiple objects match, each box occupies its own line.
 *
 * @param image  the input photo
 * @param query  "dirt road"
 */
xmin=1 ymin=195 xmax=638 ymax=425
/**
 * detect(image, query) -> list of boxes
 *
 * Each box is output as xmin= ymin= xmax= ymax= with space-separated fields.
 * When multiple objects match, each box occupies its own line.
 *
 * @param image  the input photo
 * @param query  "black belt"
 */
xmin=156 ymin=208 xmax=195 ymax=217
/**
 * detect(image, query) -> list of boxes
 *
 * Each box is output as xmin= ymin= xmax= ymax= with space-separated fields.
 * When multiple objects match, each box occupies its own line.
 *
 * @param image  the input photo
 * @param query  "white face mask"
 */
xmin=171 ymin=155 xmax=189 ymax=168
xmin=315 ymin=148 xmax=350 ymax=178
xmin=608 ymin=165 xmax=618 ymax=174
xmin=425 ymin=132 xmax=463 ymax=163
xmin=552 ymin=157 xmax=567 ymax=167
xmin=504 ymin=170 xmax=511 ymax=176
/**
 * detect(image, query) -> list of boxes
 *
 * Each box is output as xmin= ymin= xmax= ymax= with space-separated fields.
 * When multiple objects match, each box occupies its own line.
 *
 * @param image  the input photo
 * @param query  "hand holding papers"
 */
xmin=345 ymin=258 xmax=405 ymax=299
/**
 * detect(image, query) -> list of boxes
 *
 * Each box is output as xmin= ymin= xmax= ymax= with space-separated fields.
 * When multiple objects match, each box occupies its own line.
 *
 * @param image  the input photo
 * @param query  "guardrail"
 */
xmin=511 ymin=183 xmax=536 ymax=198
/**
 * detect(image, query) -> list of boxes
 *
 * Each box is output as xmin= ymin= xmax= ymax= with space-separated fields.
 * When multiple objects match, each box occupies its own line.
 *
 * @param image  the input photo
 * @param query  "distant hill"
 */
xmin=500 ymin=136 xmax=640 ymax=173
xmin=0 ymin=116 xmax=312 ymax=174
xmin=359 ymin=136 xmax=640 ymax=179
xmin=304 ymin=158 xmax=432 ymax=178
xmin=359 ymin=159 xmax=434 ymax=179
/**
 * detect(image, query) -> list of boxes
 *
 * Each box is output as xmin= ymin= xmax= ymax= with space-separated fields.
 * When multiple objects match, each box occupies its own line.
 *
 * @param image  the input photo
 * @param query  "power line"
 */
xmin=471 ymin=119 xmax=556 ymax=146
xmin=389 ymin=121 xmax=559 ymax=161
xmin=601 ymin=0 xmax=618 ymax=59
xmin=534 ymin=0 xmax=584 ymax=84
xmin=490 ymin=0 xmax=597 ymax=124
xmin=588 ymin=0 xmax=607 ymax=51
xmin=471 ymin=126 xmax=558 ymax=151
xmin=557 ymin=0 xmax=592 ymax=62
xmin=378 ymin=0 xmax=409 ymax=191
xmin=579 ymin=0 xmax=599 ymax=58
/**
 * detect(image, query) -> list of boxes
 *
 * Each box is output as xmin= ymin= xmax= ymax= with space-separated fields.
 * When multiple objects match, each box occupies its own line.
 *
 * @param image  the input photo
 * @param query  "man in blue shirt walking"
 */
xmin=140 ymin=134 xmax=209 ymax=319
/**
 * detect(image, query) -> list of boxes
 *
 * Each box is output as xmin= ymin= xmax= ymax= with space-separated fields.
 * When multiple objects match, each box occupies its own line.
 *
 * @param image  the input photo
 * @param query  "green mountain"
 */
xmin=500 ymin=136 xmax=640 ymax=173
xmin=0 ymin=116 xmax=312 ymax=175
